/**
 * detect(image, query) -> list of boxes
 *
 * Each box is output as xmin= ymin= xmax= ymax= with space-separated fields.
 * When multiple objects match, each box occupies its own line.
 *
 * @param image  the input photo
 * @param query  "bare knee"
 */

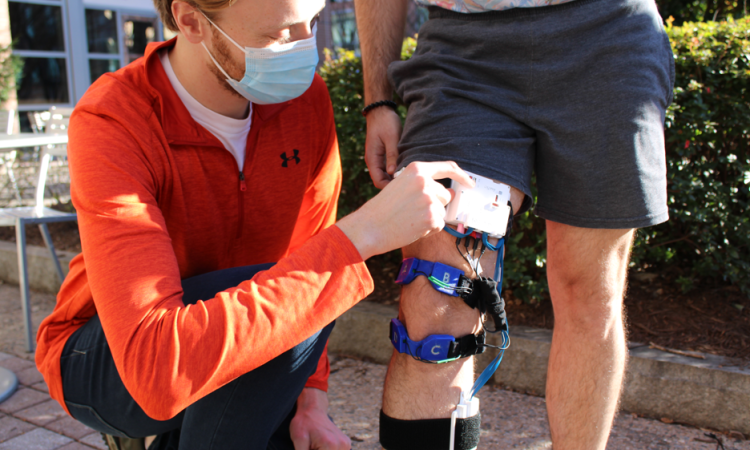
xmin=546 ymin=222 xmax=634 ymax=333
xmin=398 ymin=230 xmax=482 ymax=341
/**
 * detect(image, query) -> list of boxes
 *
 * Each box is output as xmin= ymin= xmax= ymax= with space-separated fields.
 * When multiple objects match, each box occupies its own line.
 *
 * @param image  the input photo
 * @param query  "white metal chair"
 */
xmin=28 ymin=110 xmax=45 ymax=134
xmin=0 ymin=108 xmax=77 ymax=352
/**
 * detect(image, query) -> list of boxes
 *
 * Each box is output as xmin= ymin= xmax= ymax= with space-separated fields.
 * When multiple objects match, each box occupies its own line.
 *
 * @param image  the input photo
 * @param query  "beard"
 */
xmin=206 ymin=26 xmax=248 ymax=101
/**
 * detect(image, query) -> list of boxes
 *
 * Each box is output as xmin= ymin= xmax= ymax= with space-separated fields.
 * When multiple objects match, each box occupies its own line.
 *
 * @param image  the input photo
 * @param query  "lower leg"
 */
xmin=61 ymin=263 xmax=322 ymax=449
xmin=178 ymin=323 xmax=332 ymax=450
xmin=381 ymin=187 xmax=525 ymax=421
xmin=382 ymin=230 xmax=482 ymax=421
xmin=544 ymin=222 xmax=634 ymax=450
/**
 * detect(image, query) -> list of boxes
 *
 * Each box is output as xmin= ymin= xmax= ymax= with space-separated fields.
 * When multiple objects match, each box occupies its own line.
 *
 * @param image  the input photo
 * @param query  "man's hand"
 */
xmin=290 ymin=388 xmax=351 ymax=450
xmin=354 ymin=0 xmax=408 ymax=188
xmin=337 ymin=161 xmax=475 ymax=260
xmin=365 ymin=107 xmax=402 ymax=189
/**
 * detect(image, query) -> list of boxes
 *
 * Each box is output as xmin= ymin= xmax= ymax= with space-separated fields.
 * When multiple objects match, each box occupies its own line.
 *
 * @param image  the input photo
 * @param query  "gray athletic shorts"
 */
xmin=389 ymin=0 xmax=675 ymax=229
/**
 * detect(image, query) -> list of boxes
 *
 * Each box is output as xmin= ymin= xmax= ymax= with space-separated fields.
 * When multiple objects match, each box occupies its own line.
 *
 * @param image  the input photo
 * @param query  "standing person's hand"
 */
xmin=364 ymin=107 xmax=402 ymax=189
xmin=337 ymin=161 xmax=475 ymax=260
xmin=290 ymin=388 xmax=351 ymax=450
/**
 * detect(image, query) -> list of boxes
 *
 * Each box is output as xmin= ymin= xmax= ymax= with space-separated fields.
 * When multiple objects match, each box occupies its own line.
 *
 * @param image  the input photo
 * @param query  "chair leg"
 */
xmin=39 ymin=223 xmax=66 ymax=283
xmin=1 ymin=152 xmax=22 ymax=205
xmin=16 ymin=219 xmax=33 ymax=353
xmin=7 ymin=151 xmax=22 ymax=205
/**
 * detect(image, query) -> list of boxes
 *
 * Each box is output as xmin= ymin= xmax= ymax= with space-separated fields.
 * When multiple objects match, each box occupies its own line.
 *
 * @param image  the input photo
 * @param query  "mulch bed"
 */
xmin=365 ymin=254 xmax=750 ymax=365
xmin=2 ymin=224 xmax=747 ymax=364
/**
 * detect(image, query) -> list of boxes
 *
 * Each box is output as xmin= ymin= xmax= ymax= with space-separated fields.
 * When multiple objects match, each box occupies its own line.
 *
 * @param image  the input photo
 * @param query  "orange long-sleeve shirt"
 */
xmin=35 ymin=39 xmax=373 ymax=421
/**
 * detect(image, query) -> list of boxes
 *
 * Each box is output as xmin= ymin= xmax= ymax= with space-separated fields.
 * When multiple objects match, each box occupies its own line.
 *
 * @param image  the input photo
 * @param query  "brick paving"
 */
xmin=0 ymin=353 xmax=102 ymax=449
xmin=0 ymin=388 xmax=49 ymax=415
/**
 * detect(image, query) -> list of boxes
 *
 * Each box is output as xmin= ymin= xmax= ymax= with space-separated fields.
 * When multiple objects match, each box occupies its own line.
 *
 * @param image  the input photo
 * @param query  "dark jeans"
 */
xmin=60 ymin=263 xmax=334 ymax=450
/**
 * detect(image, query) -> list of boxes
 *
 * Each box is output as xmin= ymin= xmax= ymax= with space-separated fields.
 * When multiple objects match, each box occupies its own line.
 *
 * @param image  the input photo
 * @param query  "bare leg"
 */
xmin=382 ymin=188 xmax=524 ymax=420
xmin=545 ymin=221 xmax=634 ymax=450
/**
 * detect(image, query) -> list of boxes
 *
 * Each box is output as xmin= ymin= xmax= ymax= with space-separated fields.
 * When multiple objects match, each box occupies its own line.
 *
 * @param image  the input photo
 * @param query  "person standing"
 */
xmin=355 ymin=0 xmax=674 ymax=448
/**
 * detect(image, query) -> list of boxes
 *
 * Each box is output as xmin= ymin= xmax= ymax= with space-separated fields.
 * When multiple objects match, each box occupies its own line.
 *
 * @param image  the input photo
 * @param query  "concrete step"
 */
xmin=0 ymin=241 xmax=76 ymax=294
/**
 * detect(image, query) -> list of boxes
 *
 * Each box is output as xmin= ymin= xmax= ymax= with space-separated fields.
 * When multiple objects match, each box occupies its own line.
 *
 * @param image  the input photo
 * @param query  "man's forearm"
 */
xmin=354 ymin=0 xmax=409 ymax=104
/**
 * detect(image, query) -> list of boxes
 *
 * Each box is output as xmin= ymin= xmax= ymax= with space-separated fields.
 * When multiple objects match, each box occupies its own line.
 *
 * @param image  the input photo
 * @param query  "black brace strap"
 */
xmin=380 ymin=410 xmax=481 ymax=450
xmin=447 ymin=330 xmax=487 ymax=360
xmin=457 ymin=276 xmax=508 ymax=333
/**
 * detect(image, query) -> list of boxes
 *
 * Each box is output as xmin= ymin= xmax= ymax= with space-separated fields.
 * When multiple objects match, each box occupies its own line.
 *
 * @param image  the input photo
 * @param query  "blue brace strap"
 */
xmin=395 ymin=258 xmax=469 ymax=297
xmin=390 ymin=318 xmax=487 ymax=363
xmin=395 ymin=257 xmax=507 ymax=333
xmin=442 ymin=226 xmax=475 ymax=239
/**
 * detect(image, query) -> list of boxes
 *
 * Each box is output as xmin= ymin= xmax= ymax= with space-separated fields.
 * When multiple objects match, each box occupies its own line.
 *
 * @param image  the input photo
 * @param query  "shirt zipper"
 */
xmin=237 ymin=171 xmax=246 ymax=238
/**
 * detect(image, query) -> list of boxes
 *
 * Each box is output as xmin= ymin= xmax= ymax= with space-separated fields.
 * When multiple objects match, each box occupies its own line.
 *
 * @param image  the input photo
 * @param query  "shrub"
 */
xmin=0 ymin=43 xmax=22 ymax=104
xmin=633 ymin=17 xmax=750 ymax=296
xmin=318 ymin=48 xmax=374 ymax=219
xmin=656 ymin=0 xmax=747 ymax=25
xmin=320 ymin=18 xmax=750 ymax=300
xmin=318 ymin=41 xmax=414 ymax=219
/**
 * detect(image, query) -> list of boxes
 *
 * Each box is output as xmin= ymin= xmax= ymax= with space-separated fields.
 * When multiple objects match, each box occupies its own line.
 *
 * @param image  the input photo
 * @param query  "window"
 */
xmin=84 ymin=10 xmax=157 ymax=82
xmin=86 ymin=9 xmax=118 ymax=54
xmin=330 ymin=9 xmax=359 ymax=52
xmin=88 ymin=59 xmax=120 ymax=83
xmin=123 ymin=15 xmax=157 ymax=63
xmin=9 ymin=2 xmax=64 ymax=51
xmin=15 ymin=57 xmax=69 ymax=104
xmin=85 ymin=9 xmax=121 ymax=83
xmin=8 ymin=0 xmax=71 ymax=106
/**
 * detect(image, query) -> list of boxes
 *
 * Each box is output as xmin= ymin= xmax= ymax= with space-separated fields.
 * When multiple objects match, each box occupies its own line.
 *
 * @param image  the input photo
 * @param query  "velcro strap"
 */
xmin=380 ymin=410 xmax=481 ymax=450
xmin=460 ymin=277 xmax=508 ymax=332
xmin=447 ymin=331 xmax=486 ymax=359
xmin=457 ymin=275 xmax=479 ymax=308
xmin=478 ymin=278 xmax=508 ymax=332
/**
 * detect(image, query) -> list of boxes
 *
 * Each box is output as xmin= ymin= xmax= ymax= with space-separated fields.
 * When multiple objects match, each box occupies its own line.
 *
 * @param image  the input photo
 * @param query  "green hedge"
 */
xmin=657 ymin=0 xmax=746 ymax=25
xmin=0 ymin=43 xmax=22 ymax=104
xmin=635 ymin=17 xmax=750 ymax=296
xmin=320 ymin=18 xmax=750 ymax=300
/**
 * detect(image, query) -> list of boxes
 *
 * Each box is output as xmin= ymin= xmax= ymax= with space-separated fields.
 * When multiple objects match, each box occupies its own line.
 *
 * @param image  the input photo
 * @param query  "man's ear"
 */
xmin=172 ymin=0 xmax=209 ymax=44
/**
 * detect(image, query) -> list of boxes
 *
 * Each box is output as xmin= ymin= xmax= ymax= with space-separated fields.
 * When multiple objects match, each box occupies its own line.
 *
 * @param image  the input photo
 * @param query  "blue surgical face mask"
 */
xmin=200 ymin=13 xmax=319 ymax=105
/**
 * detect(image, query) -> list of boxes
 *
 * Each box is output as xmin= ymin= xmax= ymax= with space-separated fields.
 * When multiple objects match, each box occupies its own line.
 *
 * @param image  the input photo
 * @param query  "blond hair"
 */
xmin=153 ymin=0 xmax=237 ymax=32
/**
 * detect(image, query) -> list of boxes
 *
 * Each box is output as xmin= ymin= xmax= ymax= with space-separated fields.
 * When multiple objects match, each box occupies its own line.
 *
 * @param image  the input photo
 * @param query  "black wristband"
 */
xmin=362 ymin=100 xmax=398 ymax=117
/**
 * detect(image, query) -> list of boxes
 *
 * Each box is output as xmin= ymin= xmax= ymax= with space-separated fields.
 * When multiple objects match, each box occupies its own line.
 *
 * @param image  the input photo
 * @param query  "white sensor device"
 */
xmin=444 ymin=171 xmax=512 ymax=238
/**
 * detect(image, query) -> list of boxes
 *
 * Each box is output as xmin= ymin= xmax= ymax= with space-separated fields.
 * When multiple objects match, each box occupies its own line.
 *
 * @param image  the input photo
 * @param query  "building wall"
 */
xmin=318 ymin=0 xmax=428 ymax=59
xmin=3 ymin=0 xmax=426 ymax=120
xmin=3 ymin=0 xmax=158 ymax=129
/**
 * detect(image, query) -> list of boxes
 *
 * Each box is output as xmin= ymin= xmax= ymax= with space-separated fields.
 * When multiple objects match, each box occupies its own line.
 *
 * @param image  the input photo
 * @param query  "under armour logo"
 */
xmin=280 ymin=149 xmax=300 ymax=168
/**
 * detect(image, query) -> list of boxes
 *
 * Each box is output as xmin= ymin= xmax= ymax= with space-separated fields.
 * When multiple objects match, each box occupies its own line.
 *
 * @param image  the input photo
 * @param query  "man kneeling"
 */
xmin=34 ymin=0 xmax=473 ymax=449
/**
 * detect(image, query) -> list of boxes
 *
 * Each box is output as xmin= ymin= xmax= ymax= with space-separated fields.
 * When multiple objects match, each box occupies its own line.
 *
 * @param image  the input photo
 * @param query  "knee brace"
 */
xmin=390 ymin=318 xmax=487 ymax=363
xmin=395 ymin=258 xmax=507 ymax=333
xmin=383 ymin=171 xmax=513 ymax=449
xmin=380 ymin=392 xmax=481 ymax=450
